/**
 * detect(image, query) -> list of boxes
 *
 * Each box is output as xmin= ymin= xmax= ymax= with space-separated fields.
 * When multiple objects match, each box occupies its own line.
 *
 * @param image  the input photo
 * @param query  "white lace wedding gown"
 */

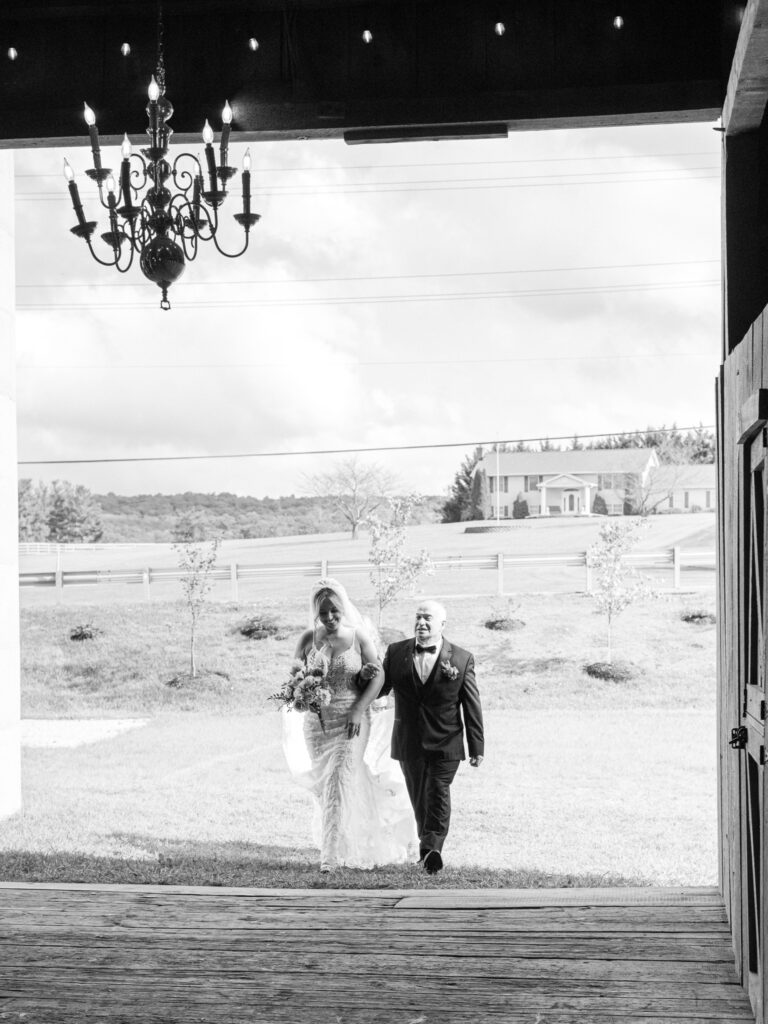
xmin=283 ymin=640 xmax=416 ymax=868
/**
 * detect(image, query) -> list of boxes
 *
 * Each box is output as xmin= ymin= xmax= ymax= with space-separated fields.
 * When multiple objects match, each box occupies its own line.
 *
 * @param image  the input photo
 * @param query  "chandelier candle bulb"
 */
xmin=63 ymin=161 xmax=87 ymax=227
xmin=83 ymin=102 xmax=102 ymax=172
xmin=202 ymin=121 xmax=218 ymax=192
xmin=242 ymin=148 xmax=252 ymax=216
xmin=220 ymin=101 xmax=232 ymax=163
xmin=119 ymin=136 xmax=133 ymax=210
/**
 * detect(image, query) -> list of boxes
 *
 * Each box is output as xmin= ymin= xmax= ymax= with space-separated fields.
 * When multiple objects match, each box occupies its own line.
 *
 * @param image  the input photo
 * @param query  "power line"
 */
xmin=16 ymin=278 xmax=719 ymax=312
xmin=17 ymin=171 xmax=720 ymax=204
xmin=18 ymin=165 xmax=720 ymax=199
xmin=14 ymin=151 xmax=718 ymax=179
xmin=15 ymin=258 xmax=720 ymax=291
xmin=18 ymin=425 xmax=717 ymax=467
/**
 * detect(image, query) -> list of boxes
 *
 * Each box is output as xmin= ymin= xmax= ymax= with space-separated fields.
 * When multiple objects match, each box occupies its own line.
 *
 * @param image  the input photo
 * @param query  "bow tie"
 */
xmin=415 ymin=644 xmax=437 ymax=654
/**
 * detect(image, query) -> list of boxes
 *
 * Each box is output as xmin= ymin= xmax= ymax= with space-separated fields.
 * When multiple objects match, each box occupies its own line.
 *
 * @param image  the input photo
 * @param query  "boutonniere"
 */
xmin=440 ymin=660 xmax=459 ymax=681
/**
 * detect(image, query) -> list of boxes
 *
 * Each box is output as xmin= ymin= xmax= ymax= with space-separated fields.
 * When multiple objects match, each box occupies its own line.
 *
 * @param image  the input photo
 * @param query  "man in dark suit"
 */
xmin=381 ymin=600 xmax=484 ymax=874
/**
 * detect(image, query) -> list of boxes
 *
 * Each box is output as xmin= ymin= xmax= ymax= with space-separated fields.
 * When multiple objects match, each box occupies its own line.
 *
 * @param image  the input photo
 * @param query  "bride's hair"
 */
xmin=309 ymin=577 xmax=382 ymax=656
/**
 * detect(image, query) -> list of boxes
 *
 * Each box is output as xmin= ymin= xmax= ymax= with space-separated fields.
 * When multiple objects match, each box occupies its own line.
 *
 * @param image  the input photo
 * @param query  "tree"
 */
xmin=441 ymin=446 xmax=484 ymax=523
xmin=468 ymin=468 xmax=490 ymax=520
xmin=367 ymin=496 xmax=434 ymax=627
xmin=569 ymin=434 xmax=584 ymax=450
xmin=686 ymin=425 xmax=716 ymax=464
xmin=587 ymin=520 xmax=653 ymax=662
xmin=173 ymin=535 xmax=219 ymax=679
xmin=512 ymin=493 xmax=529 ymax=519
xmin=540 ymin=437 xmax=558 ymax=451
xmin=17 ymin=479 xmax=49 ymax=541
xmin=307 ymin=456 xmax=396 ymax=540
xmin=592 ymin=493 xmax=608 ymax=515
xmin=46 ymin=481 xmax=103 ymax=542
xmin=626 ymin=435 xmax=691 ymax=515
xmin=172 ymin=507 xmax=212 ymax=542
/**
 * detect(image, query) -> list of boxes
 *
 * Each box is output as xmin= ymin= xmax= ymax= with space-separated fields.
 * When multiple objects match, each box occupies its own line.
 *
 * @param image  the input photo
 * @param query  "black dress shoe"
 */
xmin=423 ymin=850 xmax=443 ymax=874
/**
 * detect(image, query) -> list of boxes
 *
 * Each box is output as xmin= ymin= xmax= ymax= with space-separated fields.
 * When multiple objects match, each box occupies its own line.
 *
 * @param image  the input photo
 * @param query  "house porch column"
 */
xmin=539 ymin=482 xmax=548 ymax=514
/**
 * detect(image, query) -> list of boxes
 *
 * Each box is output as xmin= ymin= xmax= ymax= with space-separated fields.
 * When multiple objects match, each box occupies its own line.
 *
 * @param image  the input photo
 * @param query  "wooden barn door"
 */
xmin=737 ymin=405 xmax=768 ymax=1022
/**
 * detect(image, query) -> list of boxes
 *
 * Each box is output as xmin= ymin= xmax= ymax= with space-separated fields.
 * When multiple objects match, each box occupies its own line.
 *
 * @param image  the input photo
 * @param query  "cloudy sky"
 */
xmin=13 ymin=119 xmax=721 ymax=498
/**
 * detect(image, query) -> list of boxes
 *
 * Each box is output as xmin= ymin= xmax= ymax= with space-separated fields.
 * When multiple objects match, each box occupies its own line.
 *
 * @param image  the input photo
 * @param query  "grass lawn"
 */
xmin=2 ymin=587 xmax=718 ymax=887
xmin=1 ymin=709 xmax=715 ymax=889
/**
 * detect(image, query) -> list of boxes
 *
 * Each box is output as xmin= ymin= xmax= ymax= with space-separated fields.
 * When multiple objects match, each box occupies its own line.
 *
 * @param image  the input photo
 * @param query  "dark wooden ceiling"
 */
xmin=0 ymin=0 xmax=744 ymax=147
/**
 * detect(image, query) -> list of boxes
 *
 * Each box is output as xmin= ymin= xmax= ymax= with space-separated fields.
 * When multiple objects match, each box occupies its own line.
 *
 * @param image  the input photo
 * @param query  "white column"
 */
xmin=0 ymin=151 xmax=20 ymax=819
xmin=583 ymin=484 xmax=590 ymax=514
xmin=539 ymin=482 xmax=548 ymax=515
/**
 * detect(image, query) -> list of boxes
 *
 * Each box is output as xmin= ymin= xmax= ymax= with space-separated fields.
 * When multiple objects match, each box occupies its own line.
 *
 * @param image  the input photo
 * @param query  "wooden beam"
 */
xmin=723 ymin=0 xmax=768 ymax=135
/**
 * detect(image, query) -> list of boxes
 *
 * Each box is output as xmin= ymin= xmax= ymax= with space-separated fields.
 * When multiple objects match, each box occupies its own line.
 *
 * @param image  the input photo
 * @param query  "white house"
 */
xmin=645 ymin=463 xmax=716 ymax=513
xmin=477 ymin=448 xmax=661 ymax=517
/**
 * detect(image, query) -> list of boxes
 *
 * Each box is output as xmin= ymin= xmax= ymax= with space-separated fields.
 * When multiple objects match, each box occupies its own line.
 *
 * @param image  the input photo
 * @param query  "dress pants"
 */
xmin=399 ymin=754 xmax=460 ymax=857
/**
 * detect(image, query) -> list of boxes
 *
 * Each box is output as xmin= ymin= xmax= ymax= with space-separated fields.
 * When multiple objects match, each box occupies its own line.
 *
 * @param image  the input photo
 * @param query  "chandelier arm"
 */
xmin=171 ymin=152 xmax=203 ymax=195
xmin=112 ymin=244 xmax=137 ymax=275
xmin=93 ymin=183 xmax=113 ymax=212
xmin=189 ymin=202 xmax=216 ymax=243
xmin=83 ymin=238 xmax=121 ymax=268
xmin=210 ymin=232 xmax=252 ymax=259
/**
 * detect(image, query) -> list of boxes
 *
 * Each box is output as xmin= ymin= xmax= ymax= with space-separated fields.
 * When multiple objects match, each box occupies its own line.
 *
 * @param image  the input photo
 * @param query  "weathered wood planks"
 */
xmin=0 ymin=884 xmax=753 ymax=1023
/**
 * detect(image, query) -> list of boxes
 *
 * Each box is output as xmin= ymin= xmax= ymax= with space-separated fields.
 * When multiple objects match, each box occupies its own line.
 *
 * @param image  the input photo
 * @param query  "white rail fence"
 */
xmin=18 ymin=547 xmax=715 ymax=601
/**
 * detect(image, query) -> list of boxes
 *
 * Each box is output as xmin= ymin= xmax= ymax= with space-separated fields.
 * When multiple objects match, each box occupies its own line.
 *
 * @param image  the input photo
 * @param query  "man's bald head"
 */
xmin=414 ymin=601 xmax=447 ymax=645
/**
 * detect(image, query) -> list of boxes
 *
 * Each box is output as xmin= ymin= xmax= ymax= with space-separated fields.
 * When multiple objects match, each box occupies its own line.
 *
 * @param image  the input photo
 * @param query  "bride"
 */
xmin=283 ymin=577 xmax=416 ymax=871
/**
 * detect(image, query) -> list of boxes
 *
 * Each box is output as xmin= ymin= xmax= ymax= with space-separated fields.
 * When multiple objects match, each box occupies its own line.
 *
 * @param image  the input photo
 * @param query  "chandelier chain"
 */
xmin=156 ymin=1 xmax=166 ymax=92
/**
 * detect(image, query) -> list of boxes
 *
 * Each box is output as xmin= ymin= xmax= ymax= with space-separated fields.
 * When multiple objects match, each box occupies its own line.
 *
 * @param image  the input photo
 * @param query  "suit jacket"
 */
xmin=381 ymin=637 xmax=484 ymax=762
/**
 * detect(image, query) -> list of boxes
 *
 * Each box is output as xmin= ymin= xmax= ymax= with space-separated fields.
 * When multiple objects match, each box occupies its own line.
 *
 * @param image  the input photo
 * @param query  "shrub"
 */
xmin=681 ymin=609 xmax=716 ymax=625
xmin=512 ymin=494 xmax=529 ymax=519
xmin=592 ymin=494 xmax=608 ymax=516
xmin=235 ymin=616 xmax=284 ymax=640
xmin=484 ymin=596 xmax=525 ymax=631
xmin=583 ymin=660 xmax=634 ymax=682
xmin=484 ymin=617 xmax=525 ymax=632
xmin=69 ymin=623 xmax=102 ymax=641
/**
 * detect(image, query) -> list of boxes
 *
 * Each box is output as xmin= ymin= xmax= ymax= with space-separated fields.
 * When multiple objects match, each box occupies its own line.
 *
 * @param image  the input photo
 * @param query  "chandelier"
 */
xmin=62 ymin=18 xmax=260 ymax=311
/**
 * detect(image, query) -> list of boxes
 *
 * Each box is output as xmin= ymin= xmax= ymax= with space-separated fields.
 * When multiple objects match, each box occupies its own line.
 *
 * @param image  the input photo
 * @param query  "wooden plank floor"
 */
xmin=0 ymin=883 xmax=754 ymax=1024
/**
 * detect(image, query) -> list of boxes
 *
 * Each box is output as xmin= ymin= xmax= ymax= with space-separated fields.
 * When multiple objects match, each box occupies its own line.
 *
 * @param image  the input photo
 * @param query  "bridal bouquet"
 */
xmin=269 ymin=657 xmax=332 ymax=730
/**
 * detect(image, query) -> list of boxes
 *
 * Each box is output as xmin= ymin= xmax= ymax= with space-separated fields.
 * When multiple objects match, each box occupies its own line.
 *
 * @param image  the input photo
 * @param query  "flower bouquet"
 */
xmin=269 ymin=657 xmax=332 ymax=730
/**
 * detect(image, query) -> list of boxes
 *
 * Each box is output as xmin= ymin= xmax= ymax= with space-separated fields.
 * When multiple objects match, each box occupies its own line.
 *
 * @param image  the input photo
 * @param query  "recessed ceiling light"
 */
xmin=7 ymin=47 xmax=17 ymax=61
xmin=613 ymin=15 xmax=624 ymax=29
xmin=362 ymin=29 xmax=373 ymax=44
xmin=120 ymin=43 xmax=131 ymax=56
xmin=248 ymin=37 xmax=259 ymax=52
xmin=494 ymin=22 xmax=506 ymax=36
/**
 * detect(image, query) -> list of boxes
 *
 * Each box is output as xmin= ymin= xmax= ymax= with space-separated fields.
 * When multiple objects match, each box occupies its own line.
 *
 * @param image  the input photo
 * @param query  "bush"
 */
xmin=235 ymin=616 xmax=285 ymax=640
xmin=583 ymin=660 xmax=634 ymax=682
xmin=484 ymin=617 xmax=525 ymax=632
xmin=69 ymin=623 xmax=102 ymax=642
xmin=592 ymin=494 xmax=608 ymax=516
xmin=681 ymin=609 xmax=716 ymax=625
xmin=512 ymin=494 xmax=529 ymax=519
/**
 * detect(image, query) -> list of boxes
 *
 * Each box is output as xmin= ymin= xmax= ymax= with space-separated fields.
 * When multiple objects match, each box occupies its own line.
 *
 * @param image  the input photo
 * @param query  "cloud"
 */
xmin=14 ymin=123 xmax=722 ymax=497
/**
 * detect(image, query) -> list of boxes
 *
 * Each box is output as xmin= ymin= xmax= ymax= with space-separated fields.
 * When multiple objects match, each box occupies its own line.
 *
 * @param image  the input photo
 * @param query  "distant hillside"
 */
xmin=94 ymin=492 xmax=443 ymax=543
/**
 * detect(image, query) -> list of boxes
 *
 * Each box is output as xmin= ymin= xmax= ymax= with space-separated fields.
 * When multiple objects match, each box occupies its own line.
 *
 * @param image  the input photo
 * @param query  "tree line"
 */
xmin=441 ymin=426 xmax=716 ymax=523
xmin=18 ymin=478 xmax=443 ymax=543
